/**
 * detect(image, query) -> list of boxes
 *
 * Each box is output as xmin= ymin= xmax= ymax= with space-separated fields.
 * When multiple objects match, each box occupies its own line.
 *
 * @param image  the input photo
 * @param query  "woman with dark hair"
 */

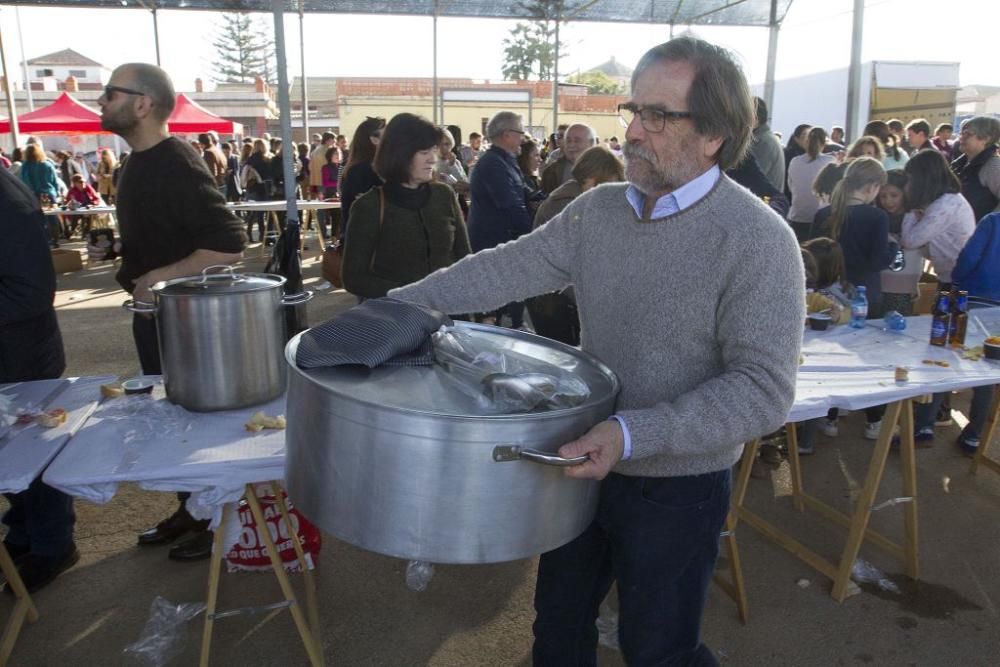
xmin=242 ymin=138 xmax=272 ymax=242
xmin=902 ymin=150 xmax=977 ymax=445
xmin=901 ymin=150 xmax=976 ymax=288
xmin=864 ymin=120 xmax=908 ymax=170
xmin=517 ymin=138 xmax=543 ymax=192
xmin=783 ymin=123 xmax=811 ymax=190
xmin=787 ymin=127 xmax=835 ymax=240
xmin=340 ymin=116 xmax=386 ymax=232
xmin=342 ymin=113 xmax=471 ymax=299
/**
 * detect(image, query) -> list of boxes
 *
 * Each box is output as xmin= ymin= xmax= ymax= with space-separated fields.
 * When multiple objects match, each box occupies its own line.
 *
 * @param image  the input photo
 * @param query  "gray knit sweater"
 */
xmin=391 ymin=176 xmax=805 ymax=477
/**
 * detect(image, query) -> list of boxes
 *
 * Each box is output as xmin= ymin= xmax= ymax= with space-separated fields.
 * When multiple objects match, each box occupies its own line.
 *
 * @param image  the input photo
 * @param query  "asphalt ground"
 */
xmin=2 ymin=233 xmax=999 ymax=666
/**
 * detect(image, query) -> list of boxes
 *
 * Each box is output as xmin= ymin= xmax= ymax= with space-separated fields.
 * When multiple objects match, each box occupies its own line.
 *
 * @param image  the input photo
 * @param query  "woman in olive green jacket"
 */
xmin=343 ymin=113 xmax=471 ymax=299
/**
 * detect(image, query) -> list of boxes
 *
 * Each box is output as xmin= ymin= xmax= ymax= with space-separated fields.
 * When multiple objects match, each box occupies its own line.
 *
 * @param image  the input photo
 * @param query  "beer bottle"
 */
xmin=929 ymin=291 xmax=951 ymax=346
xmin=949 ymin=291 xmax=969 ymax=347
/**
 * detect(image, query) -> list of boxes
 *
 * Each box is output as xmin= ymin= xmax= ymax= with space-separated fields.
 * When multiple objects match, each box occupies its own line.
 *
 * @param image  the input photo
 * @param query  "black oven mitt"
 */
xmin=295 ymin=297 xmax=453 ymax=369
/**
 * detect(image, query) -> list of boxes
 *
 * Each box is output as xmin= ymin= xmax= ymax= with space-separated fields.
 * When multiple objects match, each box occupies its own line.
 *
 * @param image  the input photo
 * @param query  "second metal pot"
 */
xmin=125 ymin=265 xmax=311 ymax=411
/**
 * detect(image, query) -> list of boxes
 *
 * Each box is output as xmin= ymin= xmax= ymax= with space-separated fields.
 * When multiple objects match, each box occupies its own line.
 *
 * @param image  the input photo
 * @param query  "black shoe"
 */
xmin=137 ymin=508 xmax=205 ymax=546
xmin=168 ymin=529 xmax=214 ymax=561
xmin=4 ymin=545 xmax=80 ymax=595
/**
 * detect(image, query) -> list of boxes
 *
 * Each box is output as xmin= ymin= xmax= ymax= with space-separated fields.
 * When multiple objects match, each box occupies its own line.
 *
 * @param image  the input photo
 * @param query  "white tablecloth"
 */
xmin=34 ymin=310 xmax=1000 ymax=513
xmin=0 ymin=376 xmax=114 ymax=494
xmin=227 ymin=200 xmax=340 ymax=212
xmin=788 ymin=309 xmax=1000 ymax=422
xmin=42 ymin=378 xmax=286 ymax=518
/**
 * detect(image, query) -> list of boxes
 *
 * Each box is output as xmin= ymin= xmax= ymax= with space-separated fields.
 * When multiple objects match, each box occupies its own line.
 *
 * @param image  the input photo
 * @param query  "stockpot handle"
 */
xmin=281 ymin=290 xmax=314 ymax=306
xmin=199 ymin=264 xmax=242 ymax=283
xmin=492 ymin=445 xmax=589 ymax=467
xmin=123 ymin=299 xmax=157 ymax=314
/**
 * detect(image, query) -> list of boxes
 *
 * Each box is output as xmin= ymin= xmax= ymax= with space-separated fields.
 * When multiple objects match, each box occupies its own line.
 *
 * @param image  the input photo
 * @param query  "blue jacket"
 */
xmin=467 ymin=145 xmax=532 ymax=252
xmin=952 ymin=212 xmax=1000 ymax=300
xmin=19 ymin=159 xmax=61 ymax=201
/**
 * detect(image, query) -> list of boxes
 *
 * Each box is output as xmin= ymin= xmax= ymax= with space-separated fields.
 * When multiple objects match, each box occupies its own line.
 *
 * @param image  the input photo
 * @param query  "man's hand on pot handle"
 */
xmin=559 ymin=420 xmax=625 ymax=480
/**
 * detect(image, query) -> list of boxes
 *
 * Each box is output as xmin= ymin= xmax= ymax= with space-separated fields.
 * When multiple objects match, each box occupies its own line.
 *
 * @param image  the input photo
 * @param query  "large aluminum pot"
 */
xmin=125 ymin=265 xmax=311 ymax=412
xmin=284 ymin=323 xmax=620 ymax=564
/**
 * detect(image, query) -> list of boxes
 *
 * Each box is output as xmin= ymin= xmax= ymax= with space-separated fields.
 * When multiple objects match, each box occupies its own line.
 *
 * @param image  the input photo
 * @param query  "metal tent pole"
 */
xmin=432 ymin=5 xmax=438 ymax=125
xmin=152 ymin=8 xmax=161 ymax=66
xmin=0 ymin=20 xmax=21 ymax=147
xmin=298 ymin=1 xmax=308 ymax=141
xmin=551 ymin=17 xmax=559 ymax=134
xmin=763 ymin=0 xmax=779 ymax=117
xmin=15 ymin=6 xmax=32 ymax=111
xmin=844 ymin=0 xmax=865 ymax=143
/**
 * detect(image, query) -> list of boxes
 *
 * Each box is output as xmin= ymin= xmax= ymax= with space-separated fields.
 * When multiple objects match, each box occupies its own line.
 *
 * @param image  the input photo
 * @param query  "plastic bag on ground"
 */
xmin=432 ymin=326 xmax=590 ymax=413
xmin=122 ymin=596 xmax=206 ymax=666
xmin=851 ymin=558 xmax=900 ymax=593
xmin=405 ymin=560 xmax=435 ymax=592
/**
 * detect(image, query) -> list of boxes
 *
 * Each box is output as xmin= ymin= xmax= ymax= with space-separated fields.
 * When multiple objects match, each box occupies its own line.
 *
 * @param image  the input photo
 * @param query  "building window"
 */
xmin=36 ymin=68 xmax=54 ymax=77
xmin=69 ymin=69 xmax=87 ymax=78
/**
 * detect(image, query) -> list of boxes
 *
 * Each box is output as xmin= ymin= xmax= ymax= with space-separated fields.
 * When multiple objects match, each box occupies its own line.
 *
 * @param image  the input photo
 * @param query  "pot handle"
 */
xmin=123 ymin=299 xmax=157 ymax=314
xmin=492 ymin=445 xmax=589 ymax=467
xmin=281 ymin=290 xmax=314 ymax=306
xmin=198 ymin=264 xmax=242 ymax=283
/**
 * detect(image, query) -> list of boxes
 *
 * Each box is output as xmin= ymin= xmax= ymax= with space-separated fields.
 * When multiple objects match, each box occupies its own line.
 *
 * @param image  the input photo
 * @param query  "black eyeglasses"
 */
xmin=617 ymin=103 xmax=693 ymax=133
xmin=103 ymin=84 xmax=146 ymax=100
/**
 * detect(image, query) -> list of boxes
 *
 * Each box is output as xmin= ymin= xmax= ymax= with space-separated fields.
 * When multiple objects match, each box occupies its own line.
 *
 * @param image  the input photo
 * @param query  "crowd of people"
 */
xmin=1 ymin=36 xmax=999 ymax=665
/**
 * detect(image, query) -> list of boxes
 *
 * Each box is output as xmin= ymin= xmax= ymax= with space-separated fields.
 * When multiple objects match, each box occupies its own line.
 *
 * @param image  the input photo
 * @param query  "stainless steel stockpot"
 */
xmin=284 ymin=323 xmax=620 ymax=564
xmin=125 ymin=265 xmax=311 ymax=412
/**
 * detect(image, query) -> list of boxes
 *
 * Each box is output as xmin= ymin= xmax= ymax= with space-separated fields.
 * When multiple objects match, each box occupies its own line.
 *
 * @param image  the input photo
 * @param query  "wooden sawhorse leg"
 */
xmin=259 ymin=212 xmax=282 ymax=258
xmin=199 ymin=482 xmax=324 ymax=667
xmin=299 ymin=210 xmax=326 ymax=253
xmin=711 ymin=438 xmax=760 ymax=624
xmin=0 ymin=543 xmax=39 ymax=667
xmin=970 ymin=386 xmax=1000 ymax=477
xmin=736 ymin=400 xmax=919 ymax=602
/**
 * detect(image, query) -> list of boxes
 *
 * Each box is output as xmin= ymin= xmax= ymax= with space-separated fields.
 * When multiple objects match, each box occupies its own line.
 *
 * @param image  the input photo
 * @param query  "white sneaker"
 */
xmin=864 ymin=421 xmax=882 ymax=440
xmin=821 ymin=418 xmax=839 ymax=437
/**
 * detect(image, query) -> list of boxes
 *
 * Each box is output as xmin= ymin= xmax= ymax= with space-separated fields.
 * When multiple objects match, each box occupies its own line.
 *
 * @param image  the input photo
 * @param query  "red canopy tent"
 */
xmin=167 ymin=94 xmax=243 ymax=135
xmin=0 ymin=92 xmax=106 ymax=134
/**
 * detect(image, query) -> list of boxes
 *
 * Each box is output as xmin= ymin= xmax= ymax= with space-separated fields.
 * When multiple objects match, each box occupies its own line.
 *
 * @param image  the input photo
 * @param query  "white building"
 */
xmin=22 ymin=48 xmax=110 ymax=92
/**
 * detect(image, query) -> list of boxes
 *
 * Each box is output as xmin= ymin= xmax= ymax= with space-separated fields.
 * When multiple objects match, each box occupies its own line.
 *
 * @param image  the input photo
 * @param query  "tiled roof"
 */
xmin=26 ymin=48 xmax=103 ymax=67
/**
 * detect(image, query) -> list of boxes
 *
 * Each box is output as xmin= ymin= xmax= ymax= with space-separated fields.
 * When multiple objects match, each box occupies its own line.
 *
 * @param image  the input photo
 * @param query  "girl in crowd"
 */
xmin=814 ymin=157 xmax=896 ymax=318
xmin=62 ymin=173 xmax=102 ymax=238
xmin=517 ymin=138 xmax=543 ymax=192
xmin=342 ymin=113 xmax=471 ymax=300
xmin=878 ymin=169 xmax=922 ymax=316
xmin=864 ymin=120 xmax=908 ymax=170
xmin=787 ymin=127 xmax=835 ymax=241
xmin=320 ymin=146 xmax=343 ymax=238
xmin=242 ymin=138 xmax=272 ymax=242
xmin=340 ymin=116 xmax=386 ymax=234
xmin=846 ymin=136 xmax=885 ymax=162
xmin=96 ymin=149 xmax=117 ymax=204
xmin=901 ymin=150 xmax=977 ymax=444
xmin=436 ymin=131 xmax=471 ymax=220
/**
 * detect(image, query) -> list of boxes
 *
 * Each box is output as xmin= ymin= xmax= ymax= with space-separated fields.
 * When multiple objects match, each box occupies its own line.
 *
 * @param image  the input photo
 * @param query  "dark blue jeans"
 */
xmin=532 ymin=469 xmax=730 ymax=666
xmin=3 ymin=478 xmax=76 ymax=558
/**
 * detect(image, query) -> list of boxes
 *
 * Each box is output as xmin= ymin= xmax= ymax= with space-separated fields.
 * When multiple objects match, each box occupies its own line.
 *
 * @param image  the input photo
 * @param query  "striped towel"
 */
xmin=295 ymin=297 xmax=453 ymax=369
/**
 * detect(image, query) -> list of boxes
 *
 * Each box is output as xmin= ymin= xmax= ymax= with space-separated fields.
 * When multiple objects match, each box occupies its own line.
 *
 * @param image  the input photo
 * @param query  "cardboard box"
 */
xmin=914 ymin=278 xmax=940 ymax=315
xmin=51 ymin=248 xmax=83 ymax=274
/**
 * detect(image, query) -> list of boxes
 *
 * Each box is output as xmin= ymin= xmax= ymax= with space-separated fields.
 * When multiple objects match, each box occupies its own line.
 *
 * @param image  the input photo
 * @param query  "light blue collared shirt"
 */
xmin=611 ymin=164 xmax=721 ymax=461
xmin=625 ymin=164 xmax=721 ymax=220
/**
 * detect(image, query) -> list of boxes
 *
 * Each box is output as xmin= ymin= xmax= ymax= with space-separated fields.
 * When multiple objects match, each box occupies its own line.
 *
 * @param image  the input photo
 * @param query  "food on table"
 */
xmin=985 ymin=336 xmax=1000 ymax=345
xmin=37 ymin=408 xmax=67 ymax=428
xmin=921 ymin=359 xmax=951 ymax=367
xmin=100 ymin=382 xmax=125 ymax=398
xmin=245 ymin=411 xmax=286 ymax=432
xmin=961 ymin=347 xmax=984 ymax=361
xmin=894 ymin=367 xmax=909 ymax=382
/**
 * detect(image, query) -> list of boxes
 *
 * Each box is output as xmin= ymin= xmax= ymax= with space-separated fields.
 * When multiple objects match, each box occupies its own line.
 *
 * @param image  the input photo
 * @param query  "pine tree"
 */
xmin=252 ymin=17 xmax=279 ymax=86
xmin=500 ymin=0 xmax=569 ymax=81
xmin=210 ymin=14 xmax=264 ymax=84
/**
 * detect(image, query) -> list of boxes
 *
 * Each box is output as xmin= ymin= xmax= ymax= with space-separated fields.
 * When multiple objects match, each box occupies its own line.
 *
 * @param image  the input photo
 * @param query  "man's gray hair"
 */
xmin=567 ymin=123 xmax=597 ymax=143
xmin=486 ymin=111 xmax=523 ymax=140
xmin=962 ymin=116 xmax=1000 ymax=145
xmin=121 ymin=63 xmax=176 ymax=122
xmin=631 ymin=36 xmax=754 ymax=170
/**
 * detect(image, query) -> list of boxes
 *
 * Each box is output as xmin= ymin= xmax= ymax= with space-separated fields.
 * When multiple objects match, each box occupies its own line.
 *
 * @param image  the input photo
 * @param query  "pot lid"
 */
xmin=154 ymin=266 xmax=286 ymax=296
xmin=286 ymin=322 xmax=620 ymax=418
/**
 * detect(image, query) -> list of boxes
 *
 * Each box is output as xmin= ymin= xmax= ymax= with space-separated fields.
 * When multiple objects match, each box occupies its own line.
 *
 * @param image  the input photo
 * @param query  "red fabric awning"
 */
xmin=0 ymin=92 xmax=107 ymax=134
xmin=167 ymin=94 xmax=243 ymax=135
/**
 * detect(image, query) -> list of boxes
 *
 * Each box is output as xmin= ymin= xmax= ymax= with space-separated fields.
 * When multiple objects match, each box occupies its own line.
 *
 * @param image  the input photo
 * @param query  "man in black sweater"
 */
xmin=98 ymin=63 xmax=246 ymax=561
xmin=0 ymin=168 xmax=78 ymax=593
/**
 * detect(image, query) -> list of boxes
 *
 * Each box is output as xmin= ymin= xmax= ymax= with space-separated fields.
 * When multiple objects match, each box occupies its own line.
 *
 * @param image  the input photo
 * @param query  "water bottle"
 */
xmin=883 ymin=310 xmax=907 ymax=331
xmin=850 ymin=286 xmax=868 ymax=329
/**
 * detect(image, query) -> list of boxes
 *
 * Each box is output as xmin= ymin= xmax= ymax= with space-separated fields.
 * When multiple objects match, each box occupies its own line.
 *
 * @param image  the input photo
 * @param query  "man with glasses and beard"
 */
xmin=97 ymin=63 xmax=246 ymax=562
xmin=386 ymin=37 xmax=803 ymax=664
